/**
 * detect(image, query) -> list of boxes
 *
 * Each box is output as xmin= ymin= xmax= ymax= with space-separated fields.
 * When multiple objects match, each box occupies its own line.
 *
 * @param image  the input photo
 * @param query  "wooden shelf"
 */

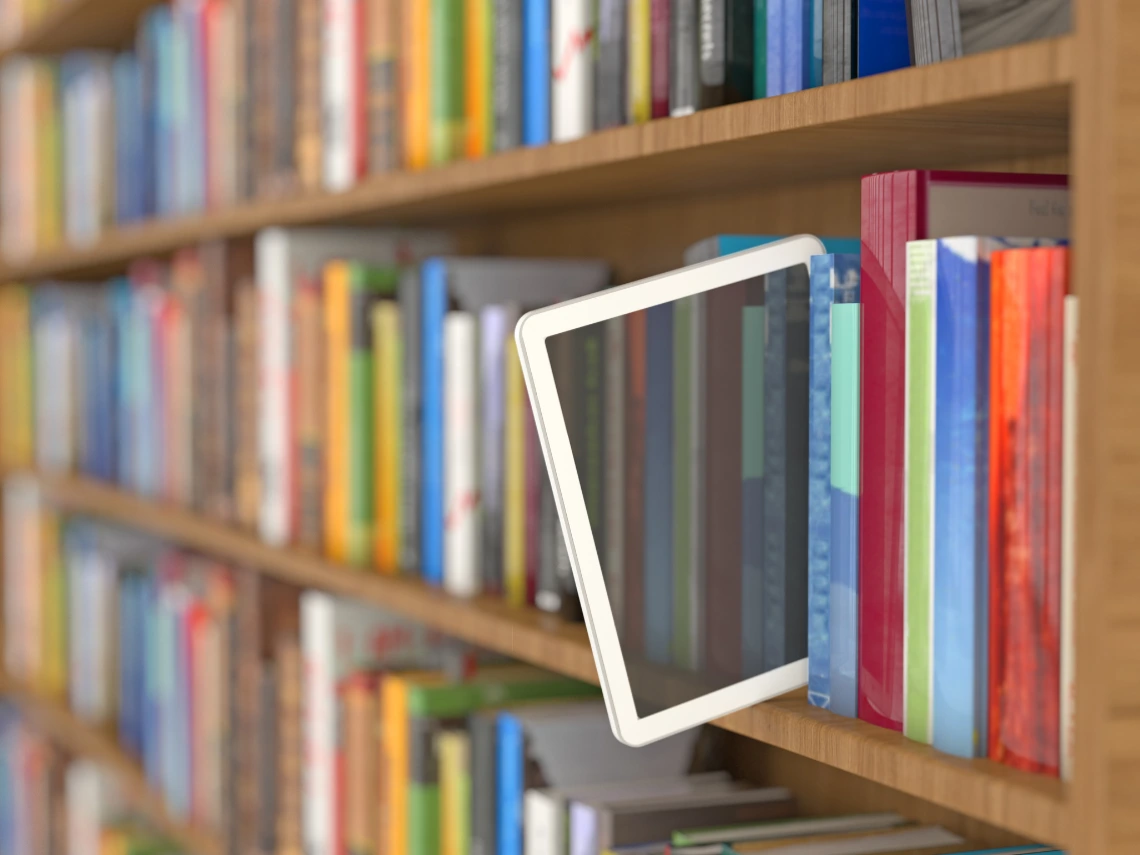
xmin=26 ymin=471 xmax=1068 ymax=847
xmin=0 ymin=672 xmax=224 ymax=855
xmin=0 ymin=36 xmax=1071 ymax=283
xmin=0 ymin=0 xmax=156 ymax=59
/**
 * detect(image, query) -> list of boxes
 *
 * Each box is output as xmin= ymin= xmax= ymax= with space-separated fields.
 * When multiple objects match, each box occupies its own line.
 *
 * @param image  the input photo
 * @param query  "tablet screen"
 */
xmin=544 ymin=261 xmax=811 ymax=718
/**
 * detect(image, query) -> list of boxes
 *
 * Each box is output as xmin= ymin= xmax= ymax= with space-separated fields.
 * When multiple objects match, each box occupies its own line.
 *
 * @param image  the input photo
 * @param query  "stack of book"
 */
xmin=0 ymin=0 xmax=1073 ymax=258
xmin=0 ymin=718 xmax=189 ymax=855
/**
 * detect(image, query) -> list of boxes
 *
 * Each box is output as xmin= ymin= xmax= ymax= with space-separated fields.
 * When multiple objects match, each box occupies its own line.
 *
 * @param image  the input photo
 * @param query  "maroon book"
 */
xmin=624 ymin=311 xmax=648 ymax=655
xmin=650 ymin=0 xmax=670 ymax=118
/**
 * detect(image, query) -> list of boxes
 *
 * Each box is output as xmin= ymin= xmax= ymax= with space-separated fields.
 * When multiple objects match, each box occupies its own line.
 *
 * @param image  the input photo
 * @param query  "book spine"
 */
xmin=688 ymin=293 xmax=706 ymax=669
xmin=522 ymin=0 xmax=551 ymax=145
xmin=296 ymin=0 xmax=323 ymax=187
xmin=579 ymin=324 xmax=606 ymax=584
xmin=643 ymin=303 xmax=674 ymax=665
xmin=399 ymin=270 xmax=422 ymax=569
xmin=604 ymin=317 xmax=627 ymax=636
xmin=430 ymin=0 xmax=465 ymax=163
xmin=323 ymin=0 xmax=354 ymax=189
xmin=525 ymin=392 xmax=542 ymax=605
xmin=403 ymin=0 xmax=431 ymax=168
xmin=470 ymin=714 xmax=496 ymax=855
xmin=421 ymin=259 xmax=448 ymax=586
xmin=323 ymin=262 xmax=351 ymax=562
xmin=493 ymin=0 xmax=523 ymax=150
xmin=903 ymin=239 xmax=936 ymax=745
xmin=552 ymin=0 xmax=594 ymax=143
xmin=807 ymin=256 xmax=831 ymax=709
xmin=481 ymin=307 xmax=512 ymax=595
xmin=829 ymin=257 xmax=860 ymax=719
xmin=725 ymin=0 xmax=753 ymax=102
xmin=855 ymin=0 xmax=910 ymax=78
xmin=698 ymin=0 xmax=725 ymax=107
xmin=623 ymin=311 xmax=647 ymax=654
xmin=671 ymin=298 xmax=693 ymax=667
xmin=741 ymin=285 xmax=767 ymax=678
xmin=809 ymin=0 xmax=822 ymax=86
xmin=295 ymin=283 xmax=323 ymax=551
xmin=536 ymin=468 xmax=559 ymax=613
xmin=595 ymin=0 xmax=627 ymax=128
xmin=650 ymin=0 xmax=669 ymax=117
xmin=782 ymin=0 xmax=804 ymax=93
xmin=1060 ymin=293 xmax=1078 ymax=782
xmin=931 ymin=238 xmax=987 ymax=759
xmin=670 ymin=0 xmax=698 ymax=116
xmin=368 ymin=0 xmax=400 ymax=172
xmin=408 ymin=717 xmax=442 ymax=855
xmin=444 ymin=312 xmax=482 ymax=597
xmin=380 ymin=677 xmax=410 ymax=855
xmin=301 ymin=592 xmax=334 ymax=855
xmin=438 ymin=731 xmax=471 ymax=855
xmin=765 ymin=0 xmax=782 ymax=95
xmin=349 ymin=271 xmax=385 ymax=566
xmin=504 ymin=340 xmax=527 ymax=605
xmin=257 ymin=232 xmax=293 ymax=547
xmin=465 ymin=0 xmax=493 ymax=157
xmin=752 ymin=0 xmax=766 ymax=97
xmin=374 ymin=301 xmax=403 ymax=574
xmin=496 ymin=713 xmax=523 ymax=855
xmin=628 ymin=0 xmax=651 ymax=122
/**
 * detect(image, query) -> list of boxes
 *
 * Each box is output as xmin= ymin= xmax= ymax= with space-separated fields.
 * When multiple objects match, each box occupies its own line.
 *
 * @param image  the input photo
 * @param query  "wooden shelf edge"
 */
xmin=20 ymin=471 xmax=1068 ymax=845
xmin=0 ymin=673 xmax=224 ymax=855
xmin=0 ymin=35 xmax=1071 ymax=282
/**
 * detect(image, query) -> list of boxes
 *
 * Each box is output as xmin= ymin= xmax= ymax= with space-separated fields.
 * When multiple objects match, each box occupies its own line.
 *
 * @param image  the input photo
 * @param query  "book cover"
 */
xmin=553 ymin=0 xmax=595 ymax=142
xmin=987 ymin=246 xmax=1066 ymax=777
xmin=595 ymin=0 xmax=627 ymax=129
xmin=856 ymin=0 xmax=910 ymax=77
xmin=402 ymin=0 xmax=432 ymax=168
xmin=828 ymin=255 xmax=860 ymax=719
xmin=628 ymin=0 xmax=651 ymax=122
xmin=492 ymin=0 xmax=524 ymax=150
xmin=444 ymin=311 xmax=482 ymax=597
xmin=430 ymin=0 xmax=465 ymax=163
xmin=465 ymin=0 xmax=494 ymax=157
xmin=644 ymin=302 xmax=674 ymax=665
xmin=670 ymin=0 xmax=699 ymax=116
xmin=523 ymin=0 xmax=551 ymax=145
xmin=373 ymin=300 xmax=403 ymax=574
xmin=857 ymin=171 xmax=1068 ymax=731
xmin=367 ymin=0 xmax=400 ymax=174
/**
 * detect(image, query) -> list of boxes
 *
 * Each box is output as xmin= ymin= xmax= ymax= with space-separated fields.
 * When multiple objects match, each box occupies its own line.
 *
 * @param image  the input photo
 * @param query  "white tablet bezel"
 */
xmin=515 ymin=234 xmax=823 ymax=746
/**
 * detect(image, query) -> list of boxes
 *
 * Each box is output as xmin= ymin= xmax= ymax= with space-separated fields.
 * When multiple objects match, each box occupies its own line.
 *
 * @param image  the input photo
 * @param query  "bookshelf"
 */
xmin=0 ymin=672 xmax=224 ymax=855
xmin=24 ymin=470 xmax=1068 ymax=847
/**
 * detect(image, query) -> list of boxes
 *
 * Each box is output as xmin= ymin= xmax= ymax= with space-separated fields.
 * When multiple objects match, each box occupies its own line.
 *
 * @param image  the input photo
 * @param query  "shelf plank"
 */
xmin=0 ymin=0 xmax=155 ymax=58
xmin=28 ymin=471 xmax=1068 ymax=846
xmin=0 ymin=673 xmax=224 ymax=855
xmin=0 ymin=36 xmax=1071 ymax=282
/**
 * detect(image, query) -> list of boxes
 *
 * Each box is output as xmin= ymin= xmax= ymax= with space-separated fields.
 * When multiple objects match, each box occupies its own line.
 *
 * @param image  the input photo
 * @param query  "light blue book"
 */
xmin=146 ymin=5 xmax=176 ymax=217
xmin=783 ymin=0 xmax=807 ymax=94
xmin=766 ymin=0 xmax=784 ymax=96
xmin=828 ymin=256 xmax=861 ymax=719
xmin=109 ymin=278 xmax=134 ymax=488
xmin=930 ymin=237 xmax=1060 ymax=758
xmin=522 ymin=0 xmax=550 ymax=145
xmin=644 ymin=302 xmax=674 ymax=665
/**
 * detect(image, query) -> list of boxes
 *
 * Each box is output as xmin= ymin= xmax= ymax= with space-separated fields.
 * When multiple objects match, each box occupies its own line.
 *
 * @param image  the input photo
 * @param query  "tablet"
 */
xmin=516 ymin=235 xmax=823 ymax=745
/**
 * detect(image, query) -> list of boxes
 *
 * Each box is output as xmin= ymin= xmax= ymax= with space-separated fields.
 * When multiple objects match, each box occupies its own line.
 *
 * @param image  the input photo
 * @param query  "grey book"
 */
xmin=670 ymin=0 xmax=700 ymax=115
xmin=399 ymin=268 xmax=422 ymax=570
xmin=822 ymin=0 xmax=853 ymax=84
xmin=470 ymin=711 xmax=498 ymax=855
xmin=493 ymin=0 xmax=524 ymax=150
xmin=958 ymin=0 xmax=1069 ymax=56
xmin=596 ymin=0 xmax=628 ymax=129
xmin=593 ymin=786 xmax=795 ymax=850
xmin=258 ymin=663 xmax=278 ymax=855
xmin=698 ymin=0 xmax=726 ymax=107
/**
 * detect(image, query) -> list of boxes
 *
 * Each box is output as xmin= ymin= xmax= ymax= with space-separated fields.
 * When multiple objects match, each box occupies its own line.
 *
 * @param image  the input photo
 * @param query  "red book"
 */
xmin=650 ymin=0 xmax=670 ymax=119
xmin=987 ymin=247 xmax=1066 ymax=776
xmin=858 ymin=170 xmax=1069 ymax=731
xmin=623 ymin=311 xmax=648 ymax=655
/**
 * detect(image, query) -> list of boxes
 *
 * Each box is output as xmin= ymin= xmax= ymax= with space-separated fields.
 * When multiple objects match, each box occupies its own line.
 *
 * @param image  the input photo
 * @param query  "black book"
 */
xmin=493 ymin=0 xmax=524 ymax=150
xmin=596 ymin=0 xmax=628 ymax=128
xmin=700 ymin=0 xmax=753 ymax=107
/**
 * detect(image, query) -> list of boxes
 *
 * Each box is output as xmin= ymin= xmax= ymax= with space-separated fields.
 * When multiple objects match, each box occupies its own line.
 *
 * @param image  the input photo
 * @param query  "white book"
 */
xmin=552 ymin=0 xmax=594 ymax=143
xmin=444 ymin=311 xmax=482 ymax=597
xmin=323 ymin=0 xmax=359 ymax=190
xmin=256 ymin=227 xmax=451 ymax=546
xmin=1061 ymin=294 xmax=1079 ymax=782
xmin=301 ymin=591 xmax=337 ymax=855
xmin=33 ymin=300 xmax=76 ymax=473
xmin=66 ymin=532 xmax=116 ymax=725
xmin=66 ymin=761 xmax=116 ymax=855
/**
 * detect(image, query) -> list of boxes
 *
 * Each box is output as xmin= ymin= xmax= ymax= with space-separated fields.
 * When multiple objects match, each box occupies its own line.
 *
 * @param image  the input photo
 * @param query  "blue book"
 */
xmin=856 ymin=0 xmax=910 ymax=78
xmin=827 ymin=255 xmax=860 ymax=718
xmin=496 ymin=711 xmax=525 ymax=855
xmin=522 ymin=0 xmax=550 ymax=146
xmin=766 ymin=0 xmax=784 ymax=96
xmin=112 ymin=53 xmax=141 ymax=224
xmin=185 ymin=0 xmax=207 ymax=212
xmin=143 ymin=6 xmax=176 ymax=217
xmin=741 ymin=281 xmax=766 ymax=675
xmin=143 ymin=574 xmax=163 ymax=788
xmin=420 ymin=259 xmax=450 ymax=586
xmin=809 ymin=0 xmax=823 ymax=88
xmin=783 ymin=0 xmax=807 ymax=94
xmin=135 ymin=11 xmax=161 ymax=219
xmin=644 ymin=302 xmax=674 ymax=665
xmin=109 ymin=279 xmax=134 ymax=488
xmin=683 ymin=234 xmax=860 ymax=264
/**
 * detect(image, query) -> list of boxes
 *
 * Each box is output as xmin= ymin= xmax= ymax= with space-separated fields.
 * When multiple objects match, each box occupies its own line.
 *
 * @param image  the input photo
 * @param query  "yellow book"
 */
xmin=373 ymin=301 xmax=402 ymax=574
xmin=463 ymin=0 xmax=492 ymax=159
xmin=402 ymin=0 xmax=431 ymax=169
xmin=381 ymin=671 xmax=437 ymax=855
xmin=0 ymin=284 xmax=33 ymax=468
xmin=503 ymin=339 xmax=526 ymax=606
xmin=627 ymin=0 xmax=651 ymax=123
xmin=324 ymin=261 xmax=352 ymax=562
xmin=40 ymin=508 xmax=67 ymax=699
xmin=437 ymin=729 xmax=471 ymax=855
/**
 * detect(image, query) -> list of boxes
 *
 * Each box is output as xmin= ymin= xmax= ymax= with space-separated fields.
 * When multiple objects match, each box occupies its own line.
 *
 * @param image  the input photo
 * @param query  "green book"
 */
xmin=753 ymin=0 xmax=767 ymax=99
xmin=672 ymin=296 xmax=693 ymax=667
xmin=430 ymin=0 xmax=464 ymax=164
xmin=348 ymin=264 xmax=401 ymax=565
xmin=406 ymin=665 xmax=600 ymax=855
xmin=903 ymin=240 xmax=936 ymax=745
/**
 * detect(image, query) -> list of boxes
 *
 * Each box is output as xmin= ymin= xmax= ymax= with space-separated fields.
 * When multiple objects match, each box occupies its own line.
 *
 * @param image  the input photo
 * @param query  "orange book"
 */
xmin=372 ymin=301 xmax=402 ymax=573
xmin=380 ymin=672 xmax=415 ymax=855
xmin=401 ymin=0 xmax=431 ymax=169
xmin=0 ymin=284 xmax=33 ymax=468
xmin=464 ymin=0 xmax=492 ymax=158
xmin=324 ymin=262 xmax=351 ymax=562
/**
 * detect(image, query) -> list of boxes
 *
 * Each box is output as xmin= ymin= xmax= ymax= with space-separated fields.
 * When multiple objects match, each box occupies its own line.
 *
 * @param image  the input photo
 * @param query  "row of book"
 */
xmin=0 ymin=0 xmax=1071 ymax=259
xmin=0 ymin=723 xmax=189 ymax=855
xmin=2 ymin=499 xmax=1066 ymax=855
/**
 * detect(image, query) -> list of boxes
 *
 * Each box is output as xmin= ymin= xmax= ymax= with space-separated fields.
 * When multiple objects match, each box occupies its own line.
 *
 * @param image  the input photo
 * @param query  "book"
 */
xmin=857 ymin=171 xmax=1068 ymax=731
xmin=553 ymin=0 xmax=595 ymax=142
xmin=444 ymin=311 xmax=482 ymax=597
xmin=481 ymin=305 xmax=518 ymax=595
xmin=465 ymin=0 xmax=494 ymax=158
xmin=402 ymin=0 xmax=432 ymax=168
xmin=671 ymin=813 xmax=908 ymax=847
xmin=623 ymin=310 xmax=648 ymax=656
xmin=367 ymin=0 xmax=401 ymax=171
xmin=644 ymin=301 xmax=674 ymax=665
xmin=670 ymin=0 xmax=699 ymax=116
xmin=856 ymin=0 xmax=910 ymax=78
xmin=418 ymin=257 xmax=609 ymax=588
xmin=699 ymin=0 xmax=753 ymax=107
xmin=1060 ymin=293 xmax=1078 ymax=782
xmin=987 ymin=246 xmax=1067 ymax=777
xmin=430 ymin=0 xmax=465 ymax=163
xmin=373 ymin=299 xmax=404 ymax=574
xmin=725 ymin=824 xmax=966 ymax=854
xmin=470 ymin=709 xmax=499 ymax=855
xmin=672 ymin=297 xmax=696 ymax=668
xmin=629 ymin=0 xmax=651 ymax=122
xmin=595 ymin=0 xmax=627 ymax=128
xmin=493 ymin=0 xmax=524 ymax=150
xmin=650 ymin=0 xmax=669 ymax=117
xmin=295 ymin=0 xmax=323 ymax=190
xmin=439 ymin=729 xmax=472 ymax=855
xmin=604 ymin=316 xmax=628 ymax=636
xmin=523 ymin=0 xmax=551 ymax=145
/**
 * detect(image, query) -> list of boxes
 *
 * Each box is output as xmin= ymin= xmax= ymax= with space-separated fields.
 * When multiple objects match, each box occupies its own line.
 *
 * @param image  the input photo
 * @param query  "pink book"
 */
xmin=858 ymin=170 xmax=1069 ymax=731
